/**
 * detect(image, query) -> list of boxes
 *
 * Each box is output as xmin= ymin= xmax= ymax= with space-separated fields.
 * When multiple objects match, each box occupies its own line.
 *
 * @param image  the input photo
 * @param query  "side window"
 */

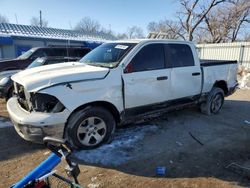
xmin=68 ymin=49 xmax=75 ymax=57
xmin=30 ymin=49 xmax=47 ymax=59
xmin=166 ymin=44 xmax=194 ymax=68
xmin=52 ymin=49 xmax=67 ymax=57
xmin=130 ymin=44 xmax=165 ymax=72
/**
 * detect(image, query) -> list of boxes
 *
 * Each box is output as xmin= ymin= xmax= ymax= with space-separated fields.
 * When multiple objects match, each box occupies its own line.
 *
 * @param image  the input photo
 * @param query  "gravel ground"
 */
xmin=0 ymin=89 xmax=250 ymax=188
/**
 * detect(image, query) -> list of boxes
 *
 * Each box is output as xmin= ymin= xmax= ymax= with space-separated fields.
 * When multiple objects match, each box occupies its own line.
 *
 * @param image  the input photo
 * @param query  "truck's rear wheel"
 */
xmin=65 ymin=106 xmax=115 ymax=149
xmin=200 ymin=87 xmax=224 ymax=115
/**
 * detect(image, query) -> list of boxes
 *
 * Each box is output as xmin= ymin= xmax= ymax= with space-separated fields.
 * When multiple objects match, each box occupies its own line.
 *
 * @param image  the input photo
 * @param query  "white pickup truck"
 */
xmin=7 ymin=39 xmax=238 ymax=149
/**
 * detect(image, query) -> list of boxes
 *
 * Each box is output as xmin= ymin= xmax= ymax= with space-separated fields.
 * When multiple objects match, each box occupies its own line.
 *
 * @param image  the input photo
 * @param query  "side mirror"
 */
xmin=124 ymin=63 xmax=133 ymax=74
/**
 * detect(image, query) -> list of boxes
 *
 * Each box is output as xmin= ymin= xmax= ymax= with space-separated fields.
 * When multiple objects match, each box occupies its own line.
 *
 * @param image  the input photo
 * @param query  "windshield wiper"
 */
xmin=85 ymin=62 xmax=116 ymax=68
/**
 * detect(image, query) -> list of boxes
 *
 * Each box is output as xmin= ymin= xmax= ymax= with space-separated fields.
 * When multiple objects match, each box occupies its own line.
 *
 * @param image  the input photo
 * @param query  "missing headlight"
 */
xmin=30 ymin=93 xmax=65 ymax=113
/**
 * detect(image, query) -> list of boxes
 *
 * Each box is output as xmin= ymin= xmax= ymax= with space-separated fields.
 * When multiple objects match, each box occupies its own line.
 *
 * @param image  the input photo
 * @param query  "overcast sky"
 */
xmin=0 ymin=0 xmax=178 ymax=34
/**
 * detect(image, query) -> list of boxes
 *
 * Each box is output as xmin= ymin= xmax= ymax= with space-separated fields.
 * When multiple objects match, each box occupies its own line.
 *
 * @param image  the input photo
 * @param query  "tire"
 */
xmin=65 ymin=106 xmax=116 ymax=149
xmin=200 ymin=87 xmax=224 ymax=115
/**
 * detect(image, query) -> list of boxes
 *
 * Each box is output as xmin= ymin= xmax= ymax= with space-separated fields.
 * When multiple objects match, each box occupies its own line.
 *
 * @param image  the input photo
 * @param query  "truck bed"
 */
xmin=200 ymin=59 xmax=237 ymax=67
xmin=200 ymin=59 xmax=238 ymax=95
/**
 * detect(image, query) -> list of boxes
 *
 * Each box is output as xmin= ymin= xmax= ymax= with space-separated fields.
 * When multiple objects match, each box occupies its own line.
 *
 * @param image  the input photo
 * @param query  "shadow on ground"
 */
xmin=1 ymin=99 xmax=250 ymax=187
xmin=0 ymin=127 xmax=44 ymax=161
xmin=72 ymin=100 xmax=250 ymax=187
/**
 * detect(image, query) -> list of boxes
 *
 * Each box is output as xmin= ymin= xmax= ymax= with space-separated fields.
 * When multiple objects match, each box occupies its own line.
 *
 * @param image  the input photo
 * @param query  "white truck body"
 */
xmin=7 ymin=39 xmax=238 ymax=147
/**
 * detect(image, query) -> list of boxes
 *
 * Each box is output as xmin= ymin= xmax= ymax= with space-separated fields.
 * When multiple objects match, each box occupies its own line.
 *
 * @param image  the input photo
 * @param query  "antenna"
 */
xmin=69 ymin=21 xmax=72 ymax=29
xmin=39 ymin=10 xmax=42 ymax=27
xmin=15 ymin=14 xmax=18 ymax=24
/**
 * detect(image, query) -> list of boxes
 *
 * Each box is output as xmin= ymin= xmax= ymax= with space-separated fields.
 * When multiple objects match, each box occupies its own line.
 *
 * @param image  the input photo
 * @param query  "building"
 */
xmin=0 ymin=23 xmax=116 ymax=60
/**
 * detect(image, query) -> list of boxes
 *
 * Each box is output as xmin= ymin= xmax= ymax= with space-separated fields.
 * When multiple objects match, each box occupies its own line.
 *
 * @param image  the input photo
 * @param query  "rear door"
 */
xmin=122 ymin=43 xmax=172 ymax=110
xmin=166 ymin=44 xmax=201 ymax=99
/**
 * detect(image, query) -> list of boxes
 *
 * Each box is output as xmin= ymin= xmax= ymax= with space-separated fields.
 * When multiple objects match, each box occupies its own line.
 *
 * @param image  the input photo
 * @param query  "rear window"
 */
xmin=166 ymin=44 xmax=194 ymax=67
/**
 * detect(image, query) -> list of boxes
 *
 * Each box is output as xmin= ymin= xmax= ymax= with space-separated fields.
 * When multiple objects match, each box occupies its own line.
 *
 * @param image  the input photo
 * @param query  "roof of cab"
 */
xmin=107 ymin=38 xmax=194 ymax=45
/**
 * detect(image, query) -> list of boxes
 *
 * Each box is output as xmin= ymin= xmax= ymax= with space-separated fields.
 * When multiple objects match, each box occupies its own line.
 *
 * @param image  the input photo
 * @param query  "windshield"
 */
xmin=17 ymin=48 xmax=36 ymax=60
xmin=80 ymin=43 xmax=135 ymax=68
xmin=27 ymin=58 xmax=45 ymax=69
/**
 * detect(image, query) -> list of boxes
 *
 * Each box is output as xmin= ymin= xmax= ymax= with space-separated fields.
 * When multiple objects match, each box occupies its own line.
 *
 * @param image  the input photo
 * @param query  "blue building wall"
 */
xmin=0 ymin=35 xmax=103 ymax=60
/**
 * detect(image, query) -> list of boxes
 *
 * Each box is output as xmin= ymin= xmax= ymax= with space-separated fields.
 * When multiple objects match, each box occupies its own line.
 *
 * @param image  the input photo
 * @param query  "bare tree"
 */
xmin=204 ymin=0 xmax=250 ymax=42
xmin=203 ymin=10 xmax=231 ymax=43
xmin=147 ymin=19 xmax=185 ymax=39
xmin=30 ymin=17 xmax=48 ymax=27
xmin=126 ymin=26 xmax=144 ymax=39
xmin=0 ymin=14 xmax=9 ymax=23
xmin=230 ymin=0 xmax=250 ymax=41
xmin=177 ymin=0 xmax=226 ymax=41
xmin=75 ymin=17 xmax=101 ymax=33
xmin=116 ymin=33 xmax=128 ymax=39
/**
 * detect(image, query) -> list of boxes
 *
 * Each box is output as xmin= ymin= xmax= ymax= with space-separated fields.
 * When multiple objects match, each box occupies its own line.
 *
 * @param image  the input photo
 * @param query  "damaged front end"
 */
xmin=30 ymin=93 xmax=65 ymax=113
xmin=15 ymin=82 xmax=65 ymax=113
xmin=8 ymin=82 xmax=70 ymax=143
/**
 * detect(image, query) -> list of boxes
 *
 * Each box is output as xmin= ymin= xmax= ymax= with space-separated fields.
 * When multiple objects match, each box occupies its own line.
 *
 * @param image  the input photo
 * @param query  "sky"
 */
xmin=0 ymin=0 xmax=178 ymax=34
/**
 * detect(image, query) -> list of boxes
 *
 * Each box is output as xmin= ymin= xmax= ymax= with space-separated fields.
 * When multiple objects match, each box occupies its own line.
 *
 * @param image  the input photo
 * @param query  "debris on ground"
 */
xmin=175 ymin=141 xmax=183 ymax=147
xmin=156 ymin=166 xmax=167 ymax=176
xmin=189 ymin=132 xmax=204 ymax=146
xmin=244 ymin=120 xmax=250 ymax=125
xmin=88 ymin=183 xmax=100 ymax=188
xmin=226 ymin=162 xmax=250 ymax=177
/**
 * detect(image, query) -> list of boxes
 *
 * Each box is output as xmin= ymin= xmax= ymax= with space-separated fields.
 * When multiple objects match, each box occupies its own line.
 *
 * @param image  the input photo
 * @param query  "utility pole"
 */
xmin=39 ymin=10 xmax=42 ymax=27
xmin=15 ymin=14 xmax=18 ymax=24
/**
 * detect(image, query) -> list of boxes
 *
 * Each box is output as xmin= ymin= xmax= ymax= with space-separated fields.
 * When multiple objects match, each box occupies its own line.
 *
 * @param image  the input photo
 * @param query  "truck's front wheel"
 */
xmin=66 ymin=106 xmax=115 ymax=149
xmin=200 ymin=87 xmax=224 ymax=115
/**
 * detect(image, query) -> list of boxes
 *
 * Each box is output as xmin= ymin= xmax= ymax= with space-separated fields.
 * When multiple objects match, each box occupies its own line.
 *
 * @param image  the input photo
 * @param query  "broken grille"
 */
xmin=15 ymin=82 xmax=30 ymax=111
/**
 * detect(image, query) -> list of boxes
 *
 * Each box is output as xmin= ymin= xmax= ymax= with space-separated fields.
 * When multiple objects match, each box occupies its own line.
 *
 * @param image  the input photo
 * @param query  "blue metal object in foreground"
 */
xmin=12 ymin=153 xmax=61 ymax=188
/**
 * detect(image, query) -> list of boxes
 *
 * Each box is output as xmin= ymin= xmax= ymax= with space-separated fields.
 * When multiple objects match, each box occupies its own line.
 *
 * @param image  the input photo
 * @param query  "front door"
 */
xmin=122 ymin=43 xmax=172 ymax=111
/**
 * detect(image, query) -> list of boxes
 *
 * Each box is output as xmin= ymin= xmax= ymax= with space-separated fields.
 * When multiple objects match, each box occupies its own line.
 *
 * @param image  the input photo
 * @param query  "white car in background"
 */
xmin=7 ymin=39 xmax=238 ymax=149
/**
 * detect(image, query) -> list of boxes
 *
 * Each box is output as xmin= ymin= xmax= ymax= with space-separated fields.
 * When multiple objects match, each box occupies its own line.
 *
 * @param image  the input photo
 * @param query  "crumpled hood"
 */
xmin=11 ymin=62 xmax=109 ymax=92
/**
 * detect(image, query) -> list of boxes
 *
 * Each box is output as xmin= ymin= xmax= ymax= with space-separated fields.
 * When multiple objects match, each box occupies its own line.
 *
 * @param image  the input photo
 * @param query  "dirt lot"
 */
xmin=1 ymin=89 xmax=250 ymax=188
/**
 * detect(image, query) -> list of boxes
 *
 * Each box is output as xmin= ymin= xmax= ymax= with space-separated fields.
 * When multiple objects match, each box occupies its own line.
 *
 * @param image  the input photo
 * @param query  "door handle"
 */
xmin=192 ymin=72 xmax=201 ymax=76
xmin=157 ymin=76 xmax=168 ymax=81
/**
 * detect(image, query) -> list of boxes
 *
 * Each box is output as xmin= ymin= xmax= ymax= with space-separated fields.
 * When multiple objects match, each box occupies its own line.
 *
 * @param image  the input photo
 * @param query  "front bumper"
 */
xmin=7 ymin=97 xmax=71 ymax=143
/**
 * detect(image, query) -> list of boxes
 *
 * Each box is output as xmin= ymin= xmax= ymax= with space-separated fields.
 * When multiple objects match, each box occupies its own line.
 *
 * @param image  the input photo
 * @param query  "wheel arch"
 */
xmin=65 ymin=101 xmax=121 ymax=130
xmin=213 ymin=80 xmax=228 ymax=95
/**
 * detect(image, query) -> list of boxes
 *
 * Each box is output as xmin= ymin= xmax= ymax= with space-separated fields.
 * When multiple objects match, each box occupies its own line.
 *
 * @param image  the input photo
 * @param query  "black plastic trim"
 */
xmin=200 ymin=59 xmax=237 ymax=67
xmin=124 ymin=95 xmax=200 ymax=118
